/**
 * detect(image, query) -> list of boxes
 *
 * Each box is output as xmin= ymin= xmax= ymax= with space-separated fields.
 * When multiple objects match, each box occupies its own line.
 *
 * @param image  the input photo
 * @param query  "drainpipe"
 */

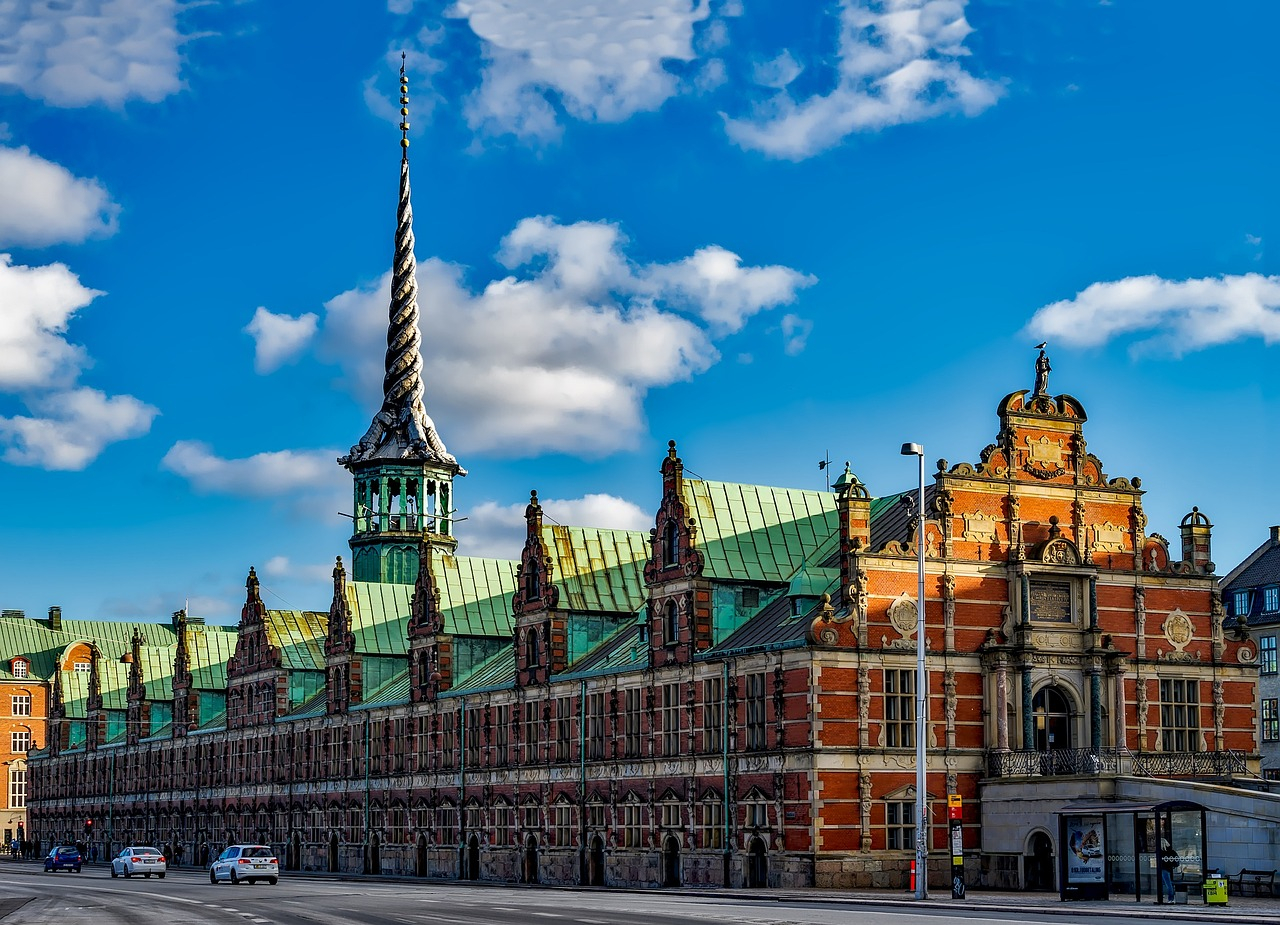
xmin=459 ymin=698 xmax=466 ymax=870
xmin=722 ymin=660 xmax=730 ymax=886
xmin=107 ymin=750 xmax=115 ymax=857
xmin=364 ymin=716 xmax=370 ymax=871
xmin=580 ymin=679 xmax=587 ymax=884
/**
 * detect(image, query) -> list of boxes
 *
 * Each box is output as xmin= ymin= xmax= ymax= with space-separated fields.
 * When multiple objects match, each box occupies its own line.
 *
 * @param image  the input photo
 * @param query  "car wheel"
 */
xmin=210 ymin=869 xmax=218 ymax=884
xmin=124 ymin=871 xmax=132 ymax=878
xmin=158 ymin=873 xmax=165 ymax=879
xmin=111 ymin=867 xmax=118 ymax=878
xmin=144 ymin=872 xmax=151 ymax=878
xmin=267 ymin=877 xmax=278 ymax=885
xmin=74 ymin=867 xmax=82 ymax=874
xmin=230 ymin=870 xmax=239 ymax=885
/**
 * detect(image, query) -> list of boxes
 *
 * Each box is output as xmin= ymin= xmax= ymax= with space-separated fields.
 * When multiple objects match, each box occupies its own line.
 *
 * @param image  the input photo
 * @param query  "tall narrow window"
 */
xmin=524 ymin=560 xmax=540 ymax=600
xmin=663 ymin=519 xmax=679 ymax=567
xmin=1263 ymin=699 xmax=1280 ymax=742
xmin=699 ymin=799 xmax=724 ymax=849
xmin=10 ymin=661 xmax=27 ymax=679
xmin=8 ymin=767 xmax=24 ymax=809
xmin=664 ymin=601 xmax=679 ymax=647
xmin=466 ymin=708 xmax=481 ymax=766
xmin=586 ymin=693 xmax=605 ymax=760
xmin=10 ymin=695 xmax=30 ymax=717
xmin=885 ymin=669 xmax=915 ymax=748
xmin=524 ymin=701 xmax=541 ymax=764
xmin=1234 ymin=590 xmax=1250 ymax=616
xmin=555 ymin=696 xmax=572 ymax=762
xmin=1262 ymin=636 xmax=1277 ymax=675
xmin=702 ymin=677 xmax=724 ymax=753
xmin=745 ymin=673 xmax=766 ymax=751
xmin=1159 ymin=678 xmax=1200 ymax=752
xmin=624 ymin=688 xmax=641 ymax=758
xmin=495 ymin=704 xmax=509 ymax=766
xmin=1266 ymin=587 xmax=1280 ymax=613
xmin=662 ymin=683 xmax=681 ymax=755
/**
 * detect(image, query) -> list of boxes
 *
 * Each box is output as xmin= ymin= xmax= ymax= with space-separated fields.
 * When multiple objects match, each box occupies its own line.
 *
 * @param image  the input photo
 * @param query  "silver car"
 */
xmin=209 ymin=844 xmax=279 ymax=885
xmin=111 ymin=846 xmax=167 ymax=878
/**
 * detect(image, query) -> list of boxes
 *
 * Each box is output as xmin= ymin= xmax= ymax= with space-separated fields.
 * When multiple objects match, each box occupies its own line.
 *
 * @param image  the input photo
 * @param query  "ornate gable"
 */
xmin=409 ymin=543 xmax=451 ymax=701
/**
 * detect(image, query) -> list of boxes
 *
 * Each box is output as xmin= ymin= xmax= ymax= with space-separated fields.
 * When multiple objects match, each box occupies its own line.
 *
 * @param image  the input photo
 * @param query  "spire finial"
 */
xmin=399 ymin=52 xmax=410 ymax=156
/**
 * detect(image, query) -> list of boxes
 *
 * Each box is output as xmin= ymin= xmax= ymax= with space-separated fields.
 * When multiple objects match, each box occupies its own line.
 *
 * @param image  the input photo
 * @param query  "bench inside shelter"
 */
xmin=1232 ymin=869 xmax=1277 ymax=897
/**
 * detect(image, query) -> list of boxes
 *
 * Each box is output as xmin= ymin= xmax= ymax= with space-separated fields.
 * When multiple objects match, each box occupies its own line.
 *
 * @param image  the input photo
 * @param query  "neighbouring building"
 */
xmin=1222 ymin=525 xmax=1280 ymax=778
xmin=25 ymin=67 xmax=1268 ymax=894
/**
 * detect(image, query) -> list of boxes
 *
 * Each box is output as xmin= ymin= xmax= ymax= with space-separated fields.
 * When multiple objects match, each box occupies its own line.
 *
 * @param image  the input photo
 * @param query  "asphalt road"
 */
xmin=0 ymin=866 xmax=1222 ymax=925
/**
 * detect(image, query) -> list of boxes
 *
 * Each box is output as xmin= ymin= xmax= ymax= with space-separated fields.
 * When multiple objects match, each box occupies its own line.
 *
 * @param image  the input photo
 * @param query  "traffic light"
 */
xmin=84 ymin=818 xmax=93 ymax=835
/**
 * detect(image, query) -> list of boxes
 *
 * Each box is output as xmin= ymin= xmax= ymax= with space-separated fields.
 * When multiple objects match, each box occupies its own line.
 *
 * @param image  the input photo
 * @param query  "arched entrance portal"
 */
xmin=588 ymin=835 xmax=605 ymax=886
xmin=1026 ymin=831 xmax=1055 ymax=891
xmin=1033 ymin=686 xmax=1074 ymax=752
xmin=746 ymin=836 xmax=767 ymax=888
xmin=523 ymin=836 xmax=539 ymax=884
xmin=416 ymin=834 xmax=428 ymax=877
xmin=662 ymin=836 xmax=681 ymax=887
xmin=467 ymin=834 xmax=480 ymax=881
xmin=328 ymin=833 xmax=339 ymax=873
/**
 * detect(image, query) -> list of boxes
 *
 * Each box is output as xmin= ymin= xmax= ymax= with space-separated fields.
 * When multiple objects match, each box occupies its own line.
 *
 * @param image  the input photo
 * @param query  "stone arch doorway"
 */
xmin=1025 ymin=831 xmax=1055 ymax=891
xmin=366 ymin=833 xmax=381 ymax=875
xmin=467 ymin=834 xmax=480 ymax=881
xmin=662 ymin=836 xmax=681 ymax=887
xmin=523 ymin=836 xmax=539 ymax=884
xmin=1033 ymin=685 xmax=1074 ymax=751
xmin=286 ymin=832 xmax=301 ymax=871
xmin=416 ymin=834 xmax=428 ymax=877
xmin=746 ymin=836 xmax=767 ymax=888
xmin=588 ymin=835 xmax=605 ymax=887
xmin=328 ymin=833 xmax=339 ymax=873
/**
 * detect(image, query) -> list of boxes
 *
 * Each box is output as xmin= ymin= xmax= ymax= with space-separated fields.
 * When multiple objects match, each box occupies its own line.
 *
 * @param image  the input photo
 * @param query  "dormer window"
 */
xmin=1265 ymin=587 xmax=1279 ymax=614
xmin=663 ymin=519 xmax=679 ymax=568
xmin=1234 ymin=590 xmax=1250 ymax=616
xmin=73 ymin=661 xmax=91 ymax=673
xmin=10 ymin=659 xmax=27 ymax=679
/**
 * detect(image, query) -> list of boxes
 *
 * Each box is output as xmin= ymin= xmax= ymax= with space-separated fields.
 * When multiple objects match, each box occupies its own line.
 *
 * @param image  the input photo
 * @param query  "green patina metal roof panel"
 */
xmin=347 ymin=581 xmax=412 ymax=656
xmin=0 ymin=620 xmax=66 ymax=679
xmin=684 ymin=480 xmax=838 ymax=582
xmin=96 ymin=660 xmax=129 ymax=710
xmin=282 ymin=685 xmax=328 ymax=720
xmin=60 ymin=620 xmax=177 ymax=650
xmin=138 ymin=645 xmax=175 ymax=702
xmin=265 ymin=610 xmax=328 ymax=670
xmin=186 ymin=626 xmax=236 ymax=690
xmin=450 ymin=646 xmax=515 ymax=693
xmin=543 ymin=525 xmax=650 ymax=614
xmin=57 ymin=670 xmax=89 ymax=718
xmin=357 ymin=669 xmax=410 ymax=709
xmin=787 ymin=564 xmax=840 ymax=599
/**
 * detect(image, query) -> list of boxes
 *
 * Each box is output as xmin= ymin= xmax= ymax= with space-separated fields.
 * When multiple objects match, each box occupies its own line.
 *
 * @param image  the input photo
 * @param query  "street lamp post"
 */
xmin=901 ymin=442 xmax=928 ymax=901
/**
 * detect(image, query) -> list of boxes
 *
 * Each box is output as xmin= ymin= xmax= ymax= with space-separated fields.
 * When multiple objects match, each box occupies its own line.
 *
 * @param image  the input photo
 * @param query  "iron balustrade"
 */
xmin=985 ymin=747 xmax=1248 ymax=779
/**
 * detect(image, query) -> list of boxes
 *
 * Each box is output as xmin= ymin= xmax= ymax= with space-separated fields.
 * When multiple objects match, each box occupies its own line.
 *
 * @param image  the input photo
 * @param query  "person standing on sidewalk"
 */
xmin=1159 ymin=837 xmax=1178 ymax=902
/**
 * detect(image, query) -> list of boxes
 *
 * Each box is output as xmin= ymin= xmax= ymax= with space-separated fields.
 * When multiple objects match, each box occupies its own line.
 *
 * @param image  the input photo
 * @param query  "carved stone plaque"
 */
xmin=1030 ymin=581 xmax=1071 ymax=623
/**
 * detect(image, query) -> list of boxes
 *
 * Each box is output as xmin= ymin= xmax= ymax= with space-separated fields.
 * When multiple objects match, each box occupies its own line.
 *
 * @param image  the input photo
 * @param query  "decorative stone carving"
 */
xmin=1161 ymin=608 xmax=1194 ymax=654
xmin=1136 ymin=677 xmax=1149 ymax=744
xmin=859 ymin=773 xmax=872 ymax=853
xmin=942 ymin=573 xmax=956 ymax=652
xmin=962 ymin=512 xmax=998 ymax=542
xmin=1213 ymin=680 xmax=1225 ymax=745
xmin=857 ymin=667 xmax=870 ymax=749
xmin=944 ymin=668 xmax=957 ymax=749
xmin=1023 ymin=435 xmax=1067 ymax=479
xmin=1134 ymin=587 xmax=1147 ymax=660
xmin=887 ymin=593 xmax=918 ymax=640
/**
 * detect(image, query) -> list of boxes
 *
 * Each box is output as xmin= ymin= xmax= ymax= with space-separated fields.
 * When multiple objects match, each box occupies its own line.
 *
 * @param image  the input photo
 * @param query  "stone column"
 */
xmin=1021 ymin=663 xmax=1034 ymax=750
xmin=994 ymin=656 xmax=1010 ymax=750
xmin=1088 ymin=661 xmax=1103 ymax=750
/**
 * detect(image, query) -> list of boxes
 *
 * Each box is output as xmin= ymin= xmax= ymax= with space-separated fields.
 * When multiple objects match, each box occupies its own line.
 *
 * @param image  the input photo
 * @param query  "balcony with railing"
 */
xmin=985 ymin=747 xmax=1248 ymax=780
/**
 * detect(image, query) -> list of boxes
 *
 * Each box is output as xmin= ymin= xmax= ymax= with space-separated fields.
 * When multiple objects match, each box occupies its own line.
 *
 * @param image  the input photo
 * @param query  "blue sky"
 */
xmin=1 ymin=1 xmax=1276 ymax=623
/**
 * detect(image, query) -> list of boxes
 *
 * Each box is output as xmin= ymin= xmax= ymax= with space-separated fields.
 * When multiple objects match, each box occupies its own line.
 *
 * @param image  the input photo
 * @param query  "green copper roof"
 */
xmin=356 ymin=669 xmax=410 ymax=709
xmin=265 ymin=610 xmax=327 ymax=670
xmin=450 ymin=645 xmax=515 ymax=693
xmin=57 ymin=670 xmax=90 ymax=719
xmin=96 ymin=660 xmax=129 ymax=710
xmin=0 ymin=620 xmax=68 ymax=679
xmin=543 ymin=525 xmax=650 ymax=614
xmin=684 ymin=479 xmax=838 ymax=582
xmin=434 ymin=555 xmax=518 ymax=637
xmin=787 ymin=564 xmax=840 ymax=599
xmin=186 ymin=626 xmax=236 ymax=690
xmin=348 ymin=581 xmax=412 ymax=656
xmin=60 ymin=620 xmax=177 ymax=650
xmin=138 ymin=645 xmax=174 ymax=702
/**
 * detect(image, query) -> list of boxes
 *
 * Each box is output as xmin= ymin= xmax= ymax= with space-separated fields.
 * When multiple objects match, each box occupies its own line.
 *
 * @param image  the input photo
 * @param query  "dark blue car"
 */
xmin=44 ymin=846 xmax=82 ymax=873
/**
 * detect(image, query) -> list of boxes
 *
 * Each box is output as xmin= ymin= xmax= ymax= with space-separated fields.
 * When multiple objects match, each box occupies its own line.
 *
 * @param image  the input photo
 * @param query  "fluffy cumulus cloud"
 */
xmin=0 ymin=255 xmax=98 ymax=392
xmin=0 ymin=387 xmax=157 ymax=470
xmin=0 ymin=0 xmax=185 ymax=107
xmin=1027 ymin=273 xmax=1280 ymax=355
xmin=0 ymin=145 xmax=119 ymax=247
xmin=317 ymin=216 xmax=814 ymax=456
xmin=723 ymin=0 xmax=1003 ymax=159
xmin=446 ymin=0 xmax=712 ymax=141
xmin=462 ymin=493 xmax=652 ymax=560
xmin=244 ymin=307 xmax=319 ymax=374
xmin=161 ymin=440 xmax=346 ymax=499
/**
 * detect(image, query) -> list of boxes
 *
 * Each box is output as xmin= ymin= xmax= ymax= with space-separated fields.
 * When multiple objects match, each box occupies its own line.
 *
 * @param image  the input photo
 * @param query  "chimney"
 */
xmin=47 ymin=606 xmax=61 ymax=631
xmin=1179 ymin=507 xmax=1213 ymax=573
xmin=1271 ymin=525 xmax=1280 ymax=547
xmin=0 ymin=610 xmax=23 ymax=621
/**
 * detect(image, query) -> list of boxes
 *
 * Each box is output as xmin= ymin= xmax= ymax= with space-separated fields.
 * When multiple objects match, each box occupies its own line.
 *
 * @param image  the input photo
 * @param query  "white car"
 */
xmin=111 ymin=846 xmax=167 ymax=878
xmin=209 ymin=844 xmax=279 ymax=885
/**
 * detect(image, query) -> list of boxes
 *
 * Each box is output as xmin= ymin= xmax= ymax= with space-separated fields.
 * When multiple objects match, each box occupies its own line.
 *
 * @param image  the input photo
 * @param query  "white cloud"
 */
xmin=0 ymin=254 xmax=99 ymax=393
xmin=317 ymin=216 xmax=814 ymax=456
xmin=446 ymin=0 xmax=712 ymax=142
xmin=0 ymin=387 xmax=157 ymax=470
xmin=1027 ymin=273 xmax=1280 ymax=354
xmin=244 ymin=307 xmax=318 ymax=374
xmin=100 ymin=592 xmax=233 ymax=621
xmin=0 ymin=0 xmax=185 ymax=107
xmin=161 ymin=440 xmax=346 ymax=499
xmin=0 ymin=145 xmax=119 ymax=247
xmin=262 ymin=555 xmax=335 ymax=584
xmin=461 ymin=493 xmax=651 ymax=559
xmin=780 ymin=313 xmax=813 ymax=355
xmin=724 ymin=0 xmax=1002 ymax=159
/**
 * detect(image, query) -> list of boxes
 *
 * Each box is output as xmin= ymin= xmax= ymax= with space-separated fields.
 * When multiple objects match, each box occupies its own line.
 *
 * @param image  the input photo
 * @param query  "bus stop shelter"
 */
xmin=1057 ymin=799 xmax=1207 ymax=903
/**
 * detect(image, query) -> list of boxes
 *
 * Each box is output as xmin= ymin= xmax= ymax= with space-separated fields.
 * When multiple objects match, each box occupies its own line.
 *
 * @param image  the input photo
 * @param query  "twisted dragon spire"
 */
xmin=342 ymin=55 xmax=457 ymax=468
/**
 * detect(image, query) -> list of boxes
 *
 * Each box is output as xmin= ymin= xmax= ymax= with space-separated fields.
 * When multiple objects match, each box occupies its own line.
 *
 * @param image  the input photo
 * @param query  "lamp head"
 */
xmin=900 ymin=442 xmax=923 ymax=456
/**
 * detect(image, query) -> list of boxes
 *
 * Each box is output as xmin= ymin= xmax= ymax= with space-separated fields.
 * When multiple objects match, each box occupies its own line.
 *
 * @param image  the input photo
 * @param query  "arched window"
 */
xmin=526 ymin=629 xmax=541 ymax=670
xmin=663 ymin=519 xmax=679 ymax=567
xmin=664 ymin=601 xmax=679 ymax=646
xmin=1032 ymin=685 xmax=1074 ymax=751
xmin=524 ymin=560 xmax=540 ymax=600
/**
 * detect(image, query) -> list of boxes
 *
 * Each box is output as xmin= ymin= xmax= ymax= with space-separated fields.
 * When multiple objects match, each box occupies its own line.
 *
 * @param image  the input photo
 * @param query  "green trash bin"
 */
xmin=1204 ymin=876 xmax=1229 ymax=905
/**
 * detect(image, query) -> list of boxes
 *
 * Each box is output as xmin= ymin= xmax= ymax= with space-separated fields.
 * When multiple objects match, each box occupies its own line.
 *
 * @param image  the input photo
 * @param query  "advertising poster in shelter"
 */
xmin=1065 ymin=816 xmax=1105 ymax=883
